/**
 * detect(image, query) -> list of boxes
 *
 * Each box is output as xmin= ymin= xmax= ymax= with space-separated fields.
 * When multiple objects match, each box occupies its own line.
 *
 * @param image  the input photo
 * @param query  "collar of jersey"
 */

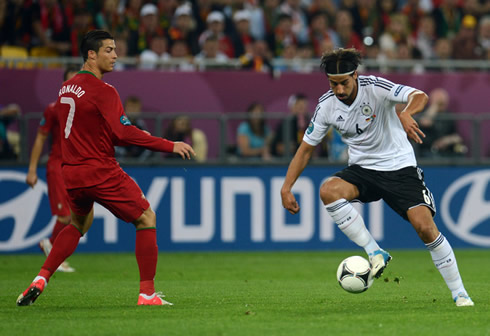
xmin=77 ymin=70 xmax=97 ymax=78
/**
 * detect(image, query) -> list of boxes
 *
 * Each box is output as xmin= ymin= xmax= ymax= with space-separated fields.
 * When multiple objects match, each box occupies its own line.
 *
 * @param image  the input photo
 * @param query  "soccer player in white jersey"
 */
xmin=280 ymin=48 xmax=474 ymax=307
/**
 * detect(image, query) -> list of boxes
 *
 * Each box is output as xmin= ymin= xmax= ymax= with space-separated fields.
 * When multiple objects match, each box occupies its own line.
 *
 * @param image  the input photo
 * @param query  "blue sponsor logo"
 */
xmin=120 ymin=115 xmax=132 ymax=126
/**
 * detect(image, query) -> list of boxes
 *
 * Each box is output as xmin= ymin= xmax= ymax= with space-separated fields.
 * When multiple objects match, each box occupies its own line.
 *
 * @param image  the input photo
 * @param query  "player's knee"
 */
xmin=57 ymin=215 xmax=71 ymax=224
xmin=320 ymin=178 xmax=343 ymax=204
xmin=412 ymin=219 xmax=439 ymax=243
xmin=134 ymin=207 xmax=156 ymax=229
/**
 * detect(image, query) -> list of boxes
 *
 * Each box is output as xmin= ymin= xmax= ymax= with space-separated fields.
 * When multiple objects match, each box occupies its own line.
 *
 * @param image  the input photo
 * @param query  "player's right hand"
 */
xmin=173 ymin=141 xmax=196 ymax=160
xmin=281 ymin=189 xmax=300 ymax=215
xmin=26 ymin=172 xmax=38 ymax=188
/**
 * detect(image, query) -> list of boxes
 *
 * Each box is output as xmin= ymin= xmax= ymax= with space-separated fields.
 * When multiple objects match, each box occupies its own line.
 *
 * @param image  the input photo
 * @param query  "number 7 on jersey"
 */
xmin=61 ymin=97 xmax=75 ymax=138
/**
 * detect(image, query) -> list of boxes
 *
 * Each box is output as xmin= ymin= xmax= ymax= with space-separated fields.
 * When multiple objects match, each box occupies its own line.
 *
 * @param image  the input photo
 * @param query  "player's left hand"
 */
xmin=173 ymin=141 xmax=196 ymax=160
xmin=399 ymin=112 xmax=425 ymax=144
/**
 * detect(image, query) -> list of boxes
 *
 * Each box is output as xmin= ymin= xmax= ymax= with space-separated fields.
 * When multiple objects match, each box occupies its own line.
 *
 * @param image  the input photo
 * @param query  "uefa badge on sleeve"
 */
xmin=306 ymin=121 xmax=314 ymax=135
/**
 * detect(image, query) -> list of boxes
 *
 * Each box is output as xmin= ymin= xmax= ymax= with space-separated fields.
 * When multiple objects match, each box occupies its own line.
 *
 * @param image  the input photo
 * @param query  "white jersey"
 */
xmin=304 ymin=75 xmax=417 ymax=171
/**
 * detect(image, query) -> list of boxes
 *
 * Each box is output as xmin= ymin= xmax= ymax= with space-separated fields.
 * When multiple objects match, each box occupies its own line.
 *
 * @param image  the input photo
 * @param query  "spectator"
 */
xmin=32 ymin=0 xmax=72 ymax=55
xmin=239 ymin=39 xmax=274 ymax=73
xmin=95 ymin=0 xmax=125 ymax=37
xmin=477 ymin=15 xmax=490 ymax=60
xmin=70 ymin=9 xmax=96 ymax=57
xmin=266 ymin=12 xmax=297 ymax=57
xmin=307 ymin=0 xmax=337 ymax=23
xmin=156 ymin=0 xmax=179 ymax=32
xmin=378 ymin=13 xmax=412 ymax=60
xmin=243 ymin=0 xmax=267 ymax=41
xmin=236 ymin=102 xmax=273 ymax=160
xmin=169 ymin=39 xmax=196 ymax=71
xmin=0 ymin=0 xmax=38 ymax=48
xmin=308 ymin=11 xmax=340 ymax=57
xmin=402 ymin=0 xmax=426 ymax=37
xmin=335 ymin=10 xmax=364 ymax=52
xmin=115 ymin=96 xmax=152 ymax=161
xmin=139 ymin=35 xmax=170 ymax=70
xmin=262 ymin=0 xmax=281 ymax=36
xmin=0 ymin=103 xmax=20 ymax=160
xmin=278 ymin=0 xmax=309 ymax=44
xmin=128 ymin=3 xmax=165 ymax=55
xmin=452 ymin=14 xmax=480 ymax=60
xmin=194 ymin=34 xmax=229 ymax=69
xmin=416 ymin=88 xmax=467 ymax=158
xmin=415 ymin=14 xmax=438 ymax=60
xmin=198 ymin=11 xmax=235 ymax=58
xmin=114 ymin=36 xmax=130 ymax=70
xmin=271 ymin=93 xmax=310 ymax=157
xmin=167 ymin=4 xmax=200 ymax=55
xmin=232 ymin=10 xmax=255 ymax=58
xmin=432 ymin=0 xmax=463 ymax=39
xmin=122 ymin=0 xmax=143 ymax=35
xmin=164 ymin=116 xmax=208 ymax=162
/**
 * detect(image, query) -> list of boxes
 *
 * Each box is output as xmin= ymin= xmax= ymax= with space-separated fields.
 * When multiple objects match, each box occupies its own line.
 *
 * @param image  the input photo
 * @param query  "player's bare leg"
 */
xmin=17 ymin=210 xmax=89 ymax=306
xmin=133 ymin=207 xmax=172 ymax=306
xmin=320 ymin=177 xmax=391 ymax=279
xmin=407 ymin=206 xmax=474 ymax=306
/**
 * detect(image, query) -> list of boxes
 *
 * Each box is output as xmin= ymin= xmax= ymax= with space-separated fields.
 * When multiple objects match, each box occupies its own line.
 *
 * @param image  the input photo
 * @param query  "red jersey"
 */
xmin=39 ymin=102 xmax=62 ymax=167
xmin=56 ymin=71 xmax=174 ymax=189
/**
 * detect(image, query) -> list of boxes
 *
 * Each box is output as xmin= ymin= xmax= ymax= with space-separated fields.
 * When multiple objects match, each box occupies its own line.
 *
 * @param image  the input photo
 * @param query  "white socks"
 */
xmin=33 ymin=275 xmax=48 ymax=286
xmin=325 ymin=199 xmax=380 ymax=255
xmin=426 ymin=233 xmax=467 ymax=298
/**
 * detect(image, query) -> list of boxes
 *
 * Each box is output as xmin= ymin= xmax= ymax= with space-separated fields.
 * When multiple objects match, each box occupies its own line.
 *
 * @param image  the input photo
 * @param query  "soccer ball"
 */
xmin=336 ymin=256 xmax=373 ymax=293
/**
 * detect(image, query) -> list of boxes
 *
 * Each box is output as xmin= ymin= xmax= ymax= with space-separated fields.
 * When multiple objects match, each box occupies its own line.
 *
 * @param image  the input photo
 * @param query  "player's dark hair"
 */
xmin=80 ymin=30 xmax=114 ymax=62
xmin=320 ymin=48 xmax=362 ymax=77
xmin=63 ymin=64 xmax=80 ymax=81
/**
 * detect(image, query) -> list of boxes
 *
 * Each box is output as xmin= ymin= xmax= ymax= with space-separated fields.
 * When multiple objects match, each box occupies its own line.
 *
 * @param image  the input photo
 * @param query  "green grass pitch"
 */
xmin=1 ymin=250 xmax=489 ymax=336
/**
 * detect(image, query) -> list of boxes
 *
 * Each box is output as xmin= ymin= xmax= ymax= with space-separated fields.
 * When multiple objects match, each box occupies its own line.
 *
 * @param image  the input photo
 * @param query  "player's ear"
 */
xmin=352 ymin=71 xmax=358 ymax=81
xmin=88 ymin=49 xmax=97 ymax=60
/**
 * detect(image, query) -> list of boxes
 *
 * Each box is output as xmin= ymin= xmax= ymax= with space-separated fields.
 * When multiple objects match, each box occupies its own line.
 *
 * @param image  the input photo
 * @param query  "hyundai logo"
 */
xmin=441 ymin=170 xmax=490 ymax=247
xmin=0 ymin=171 xmax=55 ymax=251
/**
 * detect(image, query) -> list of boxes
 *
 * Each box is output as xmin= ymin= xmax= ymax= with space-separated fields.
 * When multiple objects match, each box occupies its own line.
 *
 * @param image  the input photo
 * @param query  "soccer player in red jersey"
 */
xmin=17 ymin=30 xmax=195 ymax=306
xmin=26 ymin=66 xmax=80 ymax=273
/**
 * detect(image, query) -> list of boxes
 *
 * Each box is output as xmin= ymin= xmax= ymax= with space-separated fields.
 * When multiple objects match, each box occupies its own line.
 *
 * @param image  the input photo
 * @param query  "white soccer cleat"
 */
xmin=39 ymin=238 xmax=52 ymax=257
xmin=368 ymin=249 xmax=392 ymax=279
xmin=137 ymin=292 xmax=173 ymax=306
xmin=454 ymin=292 xmax=474 ymax=307
xmin=57 ymin=261 xmax=75 ymax=273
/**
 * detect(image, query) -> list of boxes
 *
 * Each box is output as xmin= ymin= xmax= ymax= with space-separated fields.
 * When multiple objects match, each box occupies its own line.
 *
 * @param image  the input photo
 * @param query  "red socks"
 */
xmin=135 ymin=228 xmax=158 ymax=295
xmin=39 ymin=224 xmax=81 ymax=281
xmin=49 ymin=220 xmax=68 ymax=244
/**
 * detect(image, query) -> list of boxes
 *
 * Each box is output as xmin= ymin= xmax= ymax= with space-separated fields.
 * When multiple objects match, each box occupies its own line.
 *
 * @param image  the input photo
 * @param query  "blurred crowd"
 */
xmin=1 ymin=0 xmax=490 ymax=72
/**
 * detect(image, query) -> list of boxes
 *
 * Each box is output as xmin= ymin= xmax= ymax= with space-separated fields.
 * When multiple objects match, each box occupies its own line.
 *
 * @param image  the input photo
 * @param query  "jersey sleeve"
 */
xmin=303 ymin=103 xmax=330 ymax=146
xmin=98 ymin=85 xmax=174 ymax=153
xmin=39 ymin=103 xmax=55 ymax=135
xmin=375 ymin=77 xmax=416 ymax=104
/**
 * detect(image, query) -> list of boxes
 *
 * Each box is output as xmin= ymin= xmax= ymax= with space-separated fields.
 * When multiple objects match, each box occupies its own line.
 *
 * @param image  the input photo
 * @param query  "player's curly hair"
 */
xmin=320 ymin=48 xmax=362 ymax=77
xmin=80 ymin=30 xmax=114 ymax=62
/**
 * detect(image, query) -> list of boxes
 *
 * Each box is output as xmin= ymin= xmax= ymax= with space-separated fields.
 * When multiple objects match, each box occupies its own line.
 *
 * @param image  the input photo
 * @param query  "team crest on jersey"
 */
xmin=360 ymin=102 xmax=376 ymax=122
xmin=306 ymin=121 xmax=314 ymax=135
xmin=39 ymin=117 xmax=46 ymax=126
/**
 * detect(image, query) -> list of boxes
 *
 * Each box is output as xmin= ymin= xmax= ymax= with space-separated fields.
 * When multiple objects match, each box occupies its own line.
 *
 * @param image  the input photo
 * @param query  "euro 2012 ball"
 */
xmin=336 ymin=256 xmax=373 ymax=293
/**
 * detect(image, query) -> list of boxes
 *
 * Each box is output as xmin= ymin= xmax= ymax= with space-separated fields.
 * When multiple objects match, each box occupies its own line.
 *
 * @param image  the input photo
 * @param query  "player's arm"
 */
xmin=280 ymin=141 xmax=316 ymax=214
xmin=398 ymin=90 xmax=429 ymax=144
xmin=26 ymin=131 xmax=48 ymax=188
xmin=100 ymin=89 xmax=195 ymax=159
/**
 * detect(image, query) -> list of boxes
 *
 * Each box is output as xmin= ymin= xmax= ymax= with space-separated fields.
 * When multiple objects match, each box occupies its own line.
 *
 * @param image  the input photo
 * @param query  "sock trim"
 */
xmin=70 ymin=223 xmax=84 ymax=236
xmin=136 ymin=227 xmax=156 ymax=231
xmin=426 ymin=233 xmax=444 ymax=251
xmin=325 ymin=199 xmax=349 ymax=212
